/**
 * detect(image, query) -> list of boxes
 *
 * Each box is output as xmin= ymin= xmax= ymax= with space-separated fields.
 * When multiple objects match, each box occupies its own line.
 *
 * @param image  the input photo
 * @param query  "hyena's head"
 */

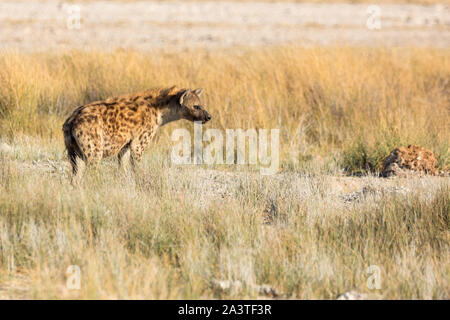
xmin=177 ymin=88 xmax=211 ymax=124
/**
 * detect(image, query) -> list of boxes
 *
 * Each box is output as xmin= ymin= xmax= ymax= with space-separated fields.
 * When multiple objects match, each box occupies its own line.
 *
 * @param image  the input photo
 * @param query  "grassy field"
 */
xmin=0 ymin=47 xmax=449 ymax=299
xmin=0 ymin=47 xmax=448 ymax=172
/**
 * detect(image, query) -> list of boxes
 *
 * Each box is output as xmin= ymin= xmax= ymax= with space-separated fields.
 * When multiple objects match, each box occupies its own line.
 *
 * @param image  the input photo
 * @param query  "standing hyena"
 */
xmin=62 ymin=86 xmax=211 ymax=179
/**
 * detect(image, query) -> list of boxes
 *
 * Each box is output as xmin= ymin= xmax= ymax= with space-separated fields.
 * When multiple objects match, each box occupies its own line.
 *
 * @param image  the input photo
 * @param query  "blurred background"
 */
xmin=0 ymin=0 xmax=449 ymax=50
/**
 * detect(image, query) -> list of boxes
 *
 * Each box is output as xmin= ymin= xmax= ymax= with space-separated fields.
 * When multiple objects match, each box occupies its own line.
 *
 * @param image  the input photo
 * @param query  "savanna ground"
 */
xmin=0 ymin=1 xmax=449 ymax=299
xmin=1 ymin=0 xmax=449 ymax=49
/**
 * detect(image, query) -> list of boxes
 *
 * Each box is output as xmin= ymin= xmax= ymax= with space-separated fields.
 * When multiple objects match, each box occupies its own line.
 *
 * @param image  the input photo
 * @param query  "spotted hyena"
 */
xmin=62 ymin=86 xmax=211 ymax=178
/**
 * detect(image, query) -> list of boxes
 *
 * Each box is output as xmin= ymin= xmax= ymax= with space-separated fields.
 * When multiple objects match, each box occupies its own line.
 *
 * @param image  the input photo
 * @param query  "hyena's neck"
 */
xmin=155 ymin=104 xmax=181 ymax=126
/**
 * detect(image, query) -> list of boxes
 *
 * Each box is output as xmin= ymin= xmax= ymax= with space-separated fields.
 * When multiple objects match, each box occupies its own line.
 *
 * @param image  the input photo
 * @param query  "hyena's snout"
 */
xmin=202 ymin=110 xmax=212 ymax=123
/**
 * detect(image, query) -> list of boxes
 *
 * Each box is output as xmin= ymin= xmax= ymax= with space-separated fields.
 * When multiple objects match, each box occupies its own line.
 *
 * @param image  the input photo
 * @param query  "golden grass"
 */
xmin=0 ymin=137 xmax=449 ymax=299
xmin=0 ymin=47 xmax=448 ymax=172
xmin=0 ymin=47 xmax=449 ymax=299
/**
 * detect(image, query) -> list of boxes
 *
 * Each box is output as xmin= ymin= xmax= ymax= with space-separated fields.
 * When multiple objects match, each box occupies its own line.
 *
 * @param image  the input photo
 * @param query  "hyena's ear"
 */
xmin=193 ymin=88 xmax=203 ymax=96
xmin=179 ymin=89 xmax=191 ymax=105
xmin=162 ymin=85 xmax=178 ymax=96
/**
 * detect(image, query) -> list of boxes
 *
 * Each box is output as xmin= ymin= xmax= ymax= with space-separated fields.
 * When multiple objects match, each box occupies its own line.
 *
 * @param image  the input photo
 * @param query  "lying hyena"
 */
xmin=62 ymin=86 xmax=211 ymax=179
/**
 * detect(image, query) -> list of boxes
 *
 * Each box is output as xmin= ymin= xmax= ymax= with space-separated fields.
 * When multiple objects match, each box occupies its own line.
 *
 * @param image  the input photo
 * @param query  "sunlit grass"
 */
xmin=0 ymin=140 xmax=448 ymax=298
xmin=0 ymin=46 xmax=449 ymax=299
xmin=0 ymin=47 xmax=448 ymax=173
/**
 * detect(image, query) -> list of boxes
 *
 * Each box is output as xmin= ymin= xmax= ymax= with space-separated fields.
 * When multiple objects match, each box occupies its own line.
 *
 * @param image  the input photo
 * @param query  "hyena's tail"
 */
xmin=62 ymin=110 xmax=84 ymax=175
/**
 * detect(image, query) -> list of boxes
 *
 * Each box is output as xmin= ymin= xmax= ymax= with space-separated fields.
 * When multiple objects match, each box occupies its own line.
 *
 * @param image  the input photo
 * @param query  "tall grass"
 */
xmin=0 ymin=141 xmax=448 ymax=299
xmin=0 ymin=47 xmax=448 ymax=173
xmin=0 ymin=47 xmax=449 ymax=298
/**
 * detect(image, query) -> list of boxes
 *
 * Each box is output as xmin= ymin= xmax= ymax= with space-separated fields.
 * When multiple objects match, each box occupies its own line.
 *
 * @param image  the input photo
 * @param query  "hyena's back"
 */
xmin=63 ymin=96 xmax=154 ymax=173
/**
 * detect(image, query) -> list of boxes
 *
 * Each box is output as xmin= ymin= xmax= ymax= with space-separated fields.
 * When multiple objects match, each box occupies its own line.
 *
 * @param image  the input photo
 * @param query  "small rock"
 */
xmin=253 ymin=284 xmax=279 ymax=298
xmin=211 ymin=279 xmax=279 ymax=298
xmin=336 ymin=291 xmax=367 ymax=300
xmin=211 ymin=279 xmax=243 ymax=292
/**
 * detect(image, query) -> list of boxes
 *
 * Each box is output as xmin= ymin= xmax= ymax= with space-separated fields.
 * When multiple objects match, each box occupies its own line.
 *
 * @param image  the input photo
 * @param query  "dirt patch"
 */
xmin=336 ymin=290 xmax=381 ymax=300
xmin=381 ymin=145 xmax=439 ymax=177
xmin=0 ymin=1 xmax=449 ymax=50
xmin=339 ymin=185 xmax=409 ymax=203
xmin=211 ymin=279 xmax=280 ymax=298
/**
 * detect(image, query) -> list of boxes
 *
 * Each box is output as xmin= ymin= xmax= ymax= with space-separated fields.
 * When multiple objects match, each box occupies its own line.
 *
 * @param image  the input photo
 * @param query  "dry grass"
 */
xmin=0 ymin=47 xmax=448 ymax=172
xmin=0 ymin=136 xmax=449 ymax=299
xmin=0 ymin=47 xmax=449 ymax=299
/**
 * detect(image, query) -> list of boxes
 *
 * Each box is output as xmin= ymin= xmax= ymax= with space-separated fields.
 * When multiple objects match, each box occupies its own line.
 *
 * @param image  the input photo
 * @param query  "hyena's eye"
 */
xmin=194 ymin=105 xmax=201 ymax=110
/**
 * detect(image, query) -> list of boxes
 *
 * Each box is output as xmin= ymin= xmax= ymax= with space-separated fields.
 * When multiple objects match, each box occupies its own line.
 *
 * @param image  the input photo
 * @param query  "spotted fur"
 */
xmin=62 ymin=86 xmax=211 ymax=178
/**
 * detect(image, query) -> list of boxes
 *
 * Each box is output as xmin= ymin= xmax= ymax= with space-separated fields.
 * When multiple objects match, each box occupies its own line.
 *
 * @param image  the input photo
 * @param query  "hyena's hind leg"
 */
xmin=63 ymin=127 xmax=85 ymax=183
xmin=67 ymin=145 xmax=80 ymax=175
xmin=67 ymin=146 xmax=86 ymax=185
xmin=117 ymin=142 xmax=132 ymax=173
xmin=71 ymin=125 xmax=103 ymax=178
